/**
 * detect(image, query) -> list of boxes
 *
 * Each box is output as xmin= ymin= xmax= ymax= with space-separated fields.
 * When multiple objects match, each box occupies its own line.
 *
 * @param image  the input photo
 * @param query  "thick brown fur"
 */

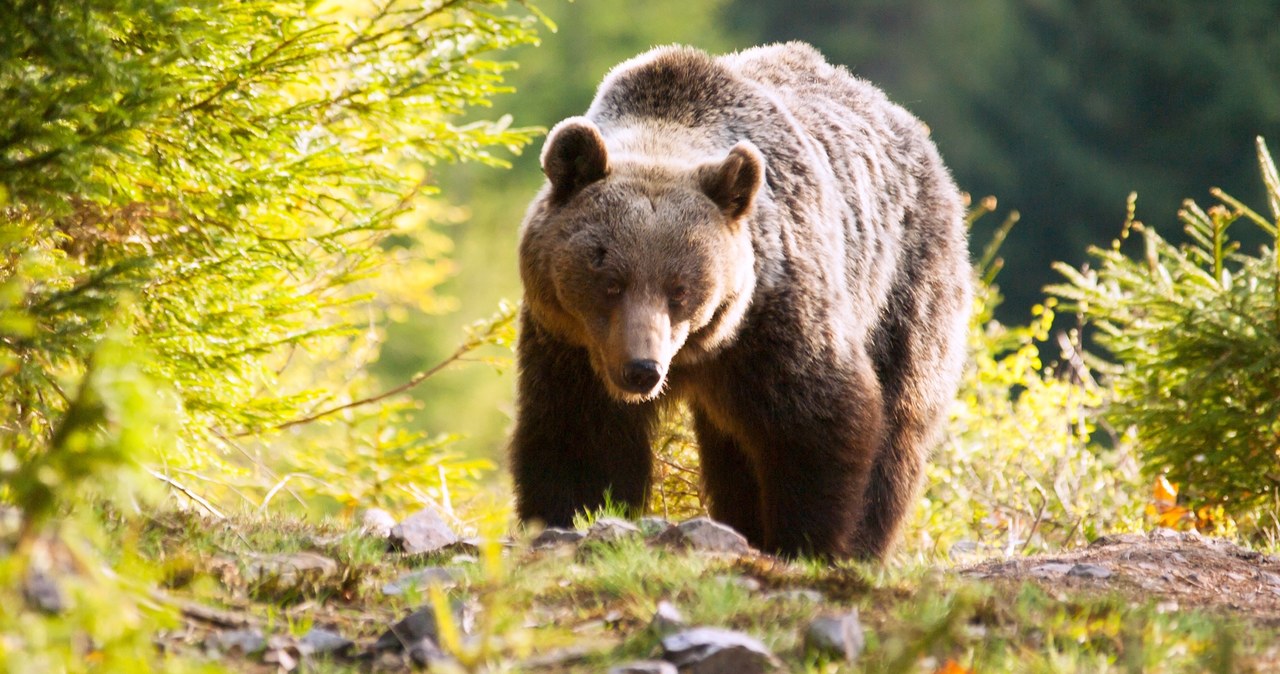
xmin=511 ymin=43 xmax=971 ymax=560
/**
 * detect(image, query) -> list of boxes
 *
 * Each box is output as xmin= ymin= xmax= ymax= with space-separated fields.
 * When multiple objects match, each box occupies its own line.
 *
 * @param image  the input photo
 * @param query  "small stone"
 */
xmin=408 ymin=638 xmax=448 ymax=667
xmin=262 ymin=635 xmax=301 ymax=670
xmin=638 ymin=517 xmax=674 ymax=537
xmin=720 ymin=575 xmax=762 ymax=592
xmin=208 ymin=627 xmax=267 ymax=655
xmin=374 ymin=602 xmax=475 ymax=652
xmin=655 ymin=517 xmax=751 ymax=555
xmin=1089 ymin=533 xmax=1145 ymax=547
xmin=23 ymin=570 xmax=65 ymax=614
xmin=804 ymin=610 xmax=865 ymax=662
xmin=361 ymin=508 xmax=398 ymax=538
xmin=662 ymin=627 xmax=780 ymax=673
xmin=382 ymin=567 xmax=461 ymax=596
xmin=532 ymin=527 xmax=586 ymax=549
xmin=244 ymin=551 xmax=338 ymax=583
xmin=586 ymin=517 xmax=642 ymax=543
xmin=390 ymin=507 xmax=459 ymax=555
xmin=298 ymin=627 xmax=354 ymax=657
xmin=1067 ymin=563 xmax=1113 ymax=579
xmin=1149 ymin=528 xmax=1182 ymax=541
xmin=609 ymin=660 xmax=679 ymax=674
xmin=1029 ymin=563 xmax=1076 ymax=577
xmin=650 ymin=600 xmax=686 ymax=636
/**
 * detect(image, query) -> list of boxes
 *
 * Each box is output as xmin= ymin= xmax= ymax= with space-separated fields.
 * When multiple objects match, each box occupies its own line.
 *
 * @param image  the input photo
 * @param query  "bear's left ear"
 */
xmin=699 ymin=141 xmax=765 ymax=220
xmin=542 ymin=117 xmax=610 ymax=204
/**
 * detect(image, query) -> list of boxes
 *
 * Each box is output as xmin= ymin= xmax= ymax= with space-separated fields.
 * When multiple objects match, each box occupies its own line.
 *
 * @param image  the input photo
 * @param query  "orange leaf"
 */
xmin=1152 ymin=475 xmax=1178 ymax=506
xmin=935 ymin=659 xmax=976 ymax=674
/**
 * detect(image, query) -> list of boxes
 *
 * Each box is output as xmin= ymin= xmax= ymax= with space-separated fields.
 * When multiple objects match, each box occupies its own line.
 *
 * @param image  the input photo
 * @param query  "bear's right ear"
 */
xmin=541 ymin=117 xmax=610 ymax=204
xmin=699 ymin=141 xmax=764 ymax=220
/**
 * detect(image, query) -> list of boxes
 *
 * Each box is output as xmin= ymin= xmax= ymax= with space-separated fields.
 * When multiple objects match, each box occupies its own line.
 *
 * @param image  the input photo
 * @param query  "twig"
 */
xmin=150 ymin=590 xmax=261 ymax=628
xmin=146 ymin=467 xmax=225 ymax=520
xmin=251 ymin=338 xmax=470 ymax=435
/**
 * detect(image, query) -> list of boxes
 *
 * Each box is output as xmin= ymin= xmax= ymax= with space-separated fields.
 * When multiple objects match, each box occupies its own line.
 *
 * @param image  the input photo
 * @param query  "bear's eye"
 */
xmin=590 ymin=246 xmax=607 ymax=270
xmin=668 ymin=285 xmax=689 ymax=308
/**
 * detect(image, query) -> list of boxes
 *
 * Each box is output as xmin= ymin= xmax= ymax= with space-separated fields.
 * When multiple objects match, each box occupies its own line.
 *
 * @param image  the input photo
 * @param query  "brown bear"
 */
xmin=510 ymin=43 xmax=971 ymax=560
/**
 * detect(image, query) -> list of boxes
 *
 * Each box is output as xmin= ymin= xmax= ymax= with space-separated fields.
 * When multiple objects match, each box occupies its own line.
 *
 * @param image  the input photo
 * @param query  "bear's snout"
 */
xmin=620 ymin=358 xmax=663 ymax=393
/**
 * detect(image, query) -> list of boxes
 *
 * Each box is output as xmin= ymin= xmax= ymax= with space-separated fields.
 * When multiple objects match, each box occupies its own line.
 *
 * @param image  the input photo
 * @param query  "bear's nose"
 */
xmin=620 ymin=359 xmax=662 ymax=393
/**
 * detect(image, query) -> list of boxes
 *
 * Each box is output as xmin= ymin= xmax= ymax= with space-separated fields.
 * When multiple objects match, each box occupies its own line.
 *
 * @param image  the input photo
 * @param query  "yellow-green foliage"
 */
xmin=1050 ymin=138 xmax=1280 ymax=525
xmin=1 ymin=0 xmax=542 ymax=514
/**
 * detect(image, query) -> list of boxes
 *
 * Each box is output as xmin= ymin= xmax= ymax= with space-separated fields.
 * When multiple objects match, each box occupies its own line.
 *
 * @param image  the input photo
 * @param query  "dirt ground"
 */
xmin=962 ymin=529 xmax=1280 ymax=625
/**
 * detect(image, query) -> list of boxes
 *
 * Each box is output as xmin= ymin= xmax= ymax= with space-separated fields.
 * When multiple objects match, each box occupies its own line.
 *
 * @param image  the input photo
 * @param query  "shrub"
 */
xmin=1 ymin=0 xmax=542 ymax=515
xmin=1049 ymin=137 xmax=1280 ymax=525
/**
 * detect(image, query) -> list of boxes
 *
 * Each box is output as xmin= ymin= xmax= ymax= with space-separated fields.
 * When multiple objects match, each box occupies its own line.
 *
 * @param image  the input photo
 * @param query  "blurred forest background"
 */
xmin=401 ymin=0 xmax=1280 ymax=458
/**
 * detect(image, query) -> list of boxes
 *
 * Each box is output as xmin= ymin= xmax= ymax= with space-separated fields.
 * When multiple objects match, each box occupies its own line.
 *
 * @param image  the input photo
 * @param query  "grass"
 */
xmin=96 ymin=508 xmax=1280 ymax=673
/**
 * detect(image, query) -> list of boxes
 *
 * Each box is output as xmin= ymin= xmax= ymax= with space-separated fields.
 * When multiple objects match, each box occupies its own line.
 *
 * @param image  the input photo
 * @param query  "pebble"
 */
xmin=531 ymin=527 xmax=586 ymax=549
xmin=207 ymin=627 xmax=267 ymax=655
xmin=360 ymin=508 xmax=398 ymax=538
xmin=244 ymin=551 xmax=338 ymax=582
xmin=654 ymin=517 xmax=751 ymax=555
xmin=381 ymin=567 xmax=461 ymax=596
xmin=1067 ymin=563 xmax=1114 ymax=579
xmin=389 ymin=507 xmax=459 ymax=555
xmin=649 ymin=600 xmax=687 ymax=636
xmin=585 ymin=518 xmax=642 ymax=543
xmin=298 ymin=627 xmax=354 ymax=657
xmin=804 ymin=609 xmax=865 ymax=662
xmin=661 ymin=627 xmax=780 ymax=673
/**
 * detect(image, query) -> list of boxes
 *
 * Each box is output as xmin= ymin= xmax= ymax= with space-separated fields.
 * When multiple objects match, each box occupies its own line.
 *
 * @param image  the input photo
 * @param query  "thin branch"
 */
xmin=146 ymin=467 xmax=226 ymax=519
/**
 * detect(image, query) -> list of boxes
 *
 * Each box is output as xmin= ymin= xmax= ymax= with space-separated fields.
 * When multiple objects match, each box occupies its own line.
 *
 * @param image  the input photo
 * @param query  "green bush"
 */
xmin=1049 ymin=138 xmax=1280 ymax=525
xmin=1 ymin=0 xmax=542 ymax=515
xmin=907 ymin=200 xmax=1144 ymax=559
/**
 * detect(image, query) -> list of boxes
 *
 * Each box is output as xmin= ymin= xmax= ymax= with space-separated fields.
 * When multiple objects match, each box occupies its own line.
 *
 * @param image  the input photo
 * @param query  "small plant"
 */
xmin=1050 ymin=137 xmax=1280 ymax=526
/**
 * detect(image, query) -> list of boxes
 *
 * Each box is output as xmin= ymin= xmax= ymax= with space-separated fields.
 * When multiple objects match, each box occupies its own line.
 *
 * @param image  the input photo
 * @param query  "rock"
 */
xmin=244 ymin=551 xmax=338 ymax=583
xmin=390 ymin=507 xmax=459 ymax=555
xmin=207 ymin=627 xmax=267 ymax=655
xmin=374 ymin=602 xmax=475 ymax=653
xmin=23 ymin=570 xmax=65 ymax=614
xmin=638 ymin=517 xmax=674 ymax=537
xmin=610 ymin=660 xmax=679 ymax=674
xmin=1089 ymin=533 xmax=1145 ymax=547
xmin=661 ymin=627 xmax=780 ymax=673
xmin=804 ymin=610 xmax=865 ymax=662
xmin=649 ymin=600 xmax=686 ymax=636
xmin=360 ymin=508 xmax=398 ymax=538
xmin=262 ymin=635 xmax=301 ymax=671
xmin=1029 ymin=563 xmax=1076 ymax=577
xmin=1067 ymin=563 xmax=1113 ymax=579
xmin=532 ymin=527 xmax=586 ymax=549
xmin=382 ymin=567 xmax=461 ymax=596
xmin=298 ymin=627 xmax=354 ymax=657
xmin=655 ymin=518 xmax=751 ymax=555
xmin=585 ymin=517 xmax=642 ymax=543
xmin=408 ymin=638 xmax=448 ymax=668
xmin=717 ymin=575 xmax=761 ymax=592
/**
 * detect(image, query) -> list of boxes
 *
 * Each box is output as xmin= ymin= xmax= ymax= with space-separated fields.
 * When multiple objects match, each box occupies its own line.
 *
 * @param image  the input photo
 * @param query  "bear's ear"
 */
xmin=541 ymin=117 xmax=610 ymax=204
xmin=699 ymin=141 xmax=764 ymax=220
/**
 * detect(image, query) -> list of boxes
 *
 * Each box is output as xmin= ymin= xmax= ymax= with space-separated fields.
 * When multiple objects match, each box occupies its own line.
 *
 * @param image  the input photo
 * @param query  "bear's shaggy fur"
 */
xmin=511 ymin=43 xmax=971 ymax=560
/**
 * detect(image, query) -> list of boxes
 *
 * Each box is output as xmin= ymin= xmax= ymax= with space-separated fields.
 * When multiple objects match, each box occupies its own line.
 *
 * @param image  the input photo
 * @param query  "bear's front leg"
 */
xmin=725 ymin=351 xmax=884 ymax=559
xmin=510 ymin=311 xmax=659 ymax=528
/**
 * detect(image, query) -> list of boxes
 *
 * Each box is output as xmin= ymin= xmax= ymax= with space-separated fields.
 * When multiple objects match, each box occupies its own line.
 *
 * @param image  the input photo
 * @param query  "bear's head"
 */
xmin=519 ymin=117 xmax=764 ymax=403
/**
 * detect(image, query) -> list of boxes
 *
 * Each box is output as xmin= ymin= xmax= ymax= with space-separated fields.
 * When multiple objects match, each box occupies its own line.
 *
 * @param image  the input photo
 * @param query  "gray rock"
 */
xmin=610 ymin=660 xmax=679 ymax=674
xmin=374 ymin=602 xmax=475 ymax=652
xmin=207 ymin=627 xmax=267 ymax=655
xmin=382 ymin=567 xmax=461 ymax=596
xmin=23 ymin=570 xmax=65 ymax=614
xmin=360 ymin=508 xmax=398 ymax=538
xmin=531 ymin=527 xmax=586 ymax=549
xmin=586 ymin=517 xmax=642 ymax=543
xmin=262 ymin=635 xmax=300 ymax=670
xmin=649 ymin=600 xmax=686 ymax=636
xmin=298 ymin=627 xmax=354 ymax=657
xmin=1067 ymin=563 xmax=1113 ymax=579
xmin=661 ymin=627 xmax=780 ymax=673
xmin=1029 ymin=563 xmax=1076 ymax=577
xmin=244 ymin=551 xmax=338 ymax=582
xmin=804 ymin=610 xmax=865 ymax=662
xmin=390 ymin=507 xmax=459 ymax=555
xmin=655 ymin=518 xmax=751 ymax=555
xmin=638 ymin=517 xmax=674 ymax=537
